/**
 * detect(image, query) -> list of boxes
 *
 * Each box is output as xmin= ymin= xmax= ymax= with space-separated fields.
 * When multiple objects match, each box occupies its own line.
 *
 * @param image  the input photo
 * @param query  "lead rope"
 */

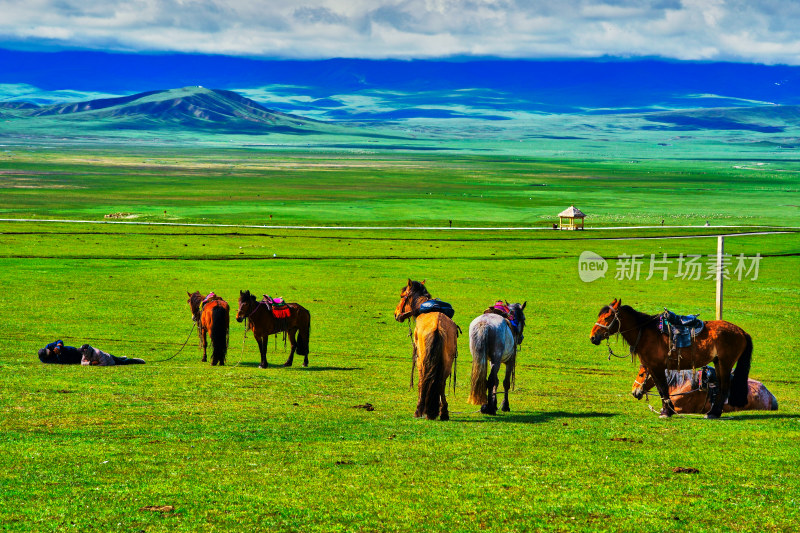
xmin=150 ymin=321 xmax=196 ymax=363
xmin=234 ymin=316 xmax=248 ymax=367
xmin=408 ymin=319 xmax=417 ymax=389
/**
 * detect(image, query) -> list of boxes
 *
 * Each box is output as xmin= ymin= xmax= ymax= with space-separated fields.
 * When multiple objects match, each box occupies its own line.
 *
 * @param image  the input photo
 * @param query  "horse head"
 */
xmin=631 ymin=365 xmax=653 ymax=399
xmin=590 ymin=298 xmax=621 ymax=345
xmin=509 ymin=301 xmax=527 ymax=345
xmin=394 ymin=279 xmax=430 ymax=322
xmin=187 ymin=291 xmax=203 ymax=321
xmin=236 ymin=290 xmax=256 ymax=323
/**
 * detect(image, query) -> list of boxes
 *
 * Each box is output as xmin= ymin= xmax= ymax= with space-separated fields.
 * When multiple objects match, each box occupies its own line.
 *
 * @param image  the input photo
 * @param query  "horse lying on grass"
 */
xmin=631 ymin=365 xmax=778 ymax=414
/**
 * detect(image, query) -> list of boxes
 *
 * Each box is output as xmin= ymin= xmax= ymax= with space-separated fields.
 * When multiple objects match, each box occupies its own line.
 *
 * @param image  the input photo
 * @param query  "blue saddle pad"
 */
xmin=660 ymin=310 xmax=704 ymax=348
xmin=419 ymin=299 xmax=455 ymax=319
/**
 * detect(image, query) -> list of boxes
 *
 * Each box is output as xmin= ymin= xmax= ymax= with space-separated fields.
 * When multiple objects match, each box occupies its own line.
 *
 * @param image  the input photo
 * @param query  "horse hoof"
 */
xmin=501 ymin=403 xmax=510 ymax=412
xmin=302 ymin=363 xmax=309 ymax=368
xmin=440 ymin=412 xmax=450 ymax=421
xmin=282 ymin=362 xmax=293 ymax=367
xmin=201 ymin=358 xmax=207 ymax=363
xmin=480 ymin=405 xmax=497 ymax=416
xmin=413 ymin=410 xmax=424 ymax=419
xmin=705 ymin=412 xmax=721 ymax=419
xmin=259 ymin=364 xmax=268 ymax=369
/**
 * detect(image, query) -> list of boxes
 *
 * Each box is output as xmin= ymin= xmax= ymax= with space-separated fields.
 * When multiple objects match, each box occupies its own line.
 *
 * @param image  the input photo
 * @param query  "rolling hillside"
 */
xmin=14 ymin=86 xmax=331 ymax=134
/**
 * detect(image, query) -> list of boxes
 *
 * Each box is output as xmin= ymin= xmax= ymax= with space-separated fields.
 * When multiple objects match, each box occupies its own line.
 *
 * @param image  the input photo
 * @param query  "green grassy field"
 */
xmin=1 ymin=147 xmax=799 ymax=532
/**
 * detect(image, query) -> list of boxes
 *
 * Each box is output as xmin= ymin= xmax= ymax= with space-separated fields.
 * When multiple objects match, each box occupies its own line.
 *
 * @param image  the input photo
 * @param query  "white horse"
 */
xmin=468 ymin=302 xmax=526 ymax=415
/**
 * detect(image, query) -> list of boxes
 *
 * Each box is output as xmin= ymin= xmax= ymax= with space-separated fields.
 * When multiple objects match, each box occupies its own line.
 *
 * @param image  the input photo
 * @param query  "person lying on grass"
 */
xmin=38 ymin=340 xmax=82 ymax=365
xmin=79 ymin=344 xmax=145 ymax=366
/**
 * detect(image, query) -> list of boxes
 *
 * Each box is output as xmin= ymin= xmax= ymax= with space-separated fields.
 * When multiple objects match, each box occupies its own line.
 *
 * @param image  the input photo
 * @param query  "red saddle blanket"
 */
xmin=262 ymin=295 xmax=291 ymax=319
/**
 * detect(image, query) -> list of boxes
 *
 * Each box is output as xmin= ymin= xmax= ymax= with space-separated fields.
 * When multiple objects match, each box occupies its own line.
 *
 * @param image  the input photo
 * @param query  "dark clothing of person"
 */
xmin=38 ymin=340 xmax=82 ymax=365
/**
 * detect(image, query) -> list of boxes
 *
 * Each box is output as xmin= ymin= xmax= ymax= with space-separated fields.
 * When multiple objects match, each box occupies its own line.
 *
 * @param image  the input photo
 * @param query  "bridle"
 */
xmin=395 ymin=289 xmax=429 ymax=322
xmin=594 ymin=307 xmax=620 ymax=338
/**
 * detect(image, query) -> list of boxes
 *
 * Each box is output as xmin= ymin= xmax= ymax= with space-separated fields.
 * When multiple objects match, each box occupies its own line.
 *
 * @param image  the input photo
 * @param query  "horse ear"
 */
xmin=187 ymin=292 xmax=191 ymax=297
xmin=421 ymin=279 xmax=426 ymax=284
xmin=613 ymin=299 xmax=621 ymax=308
xmin=522 ymin=301 xmax=527 ymax=310
xmin=407 ymin=278 xmax=412 ymax=286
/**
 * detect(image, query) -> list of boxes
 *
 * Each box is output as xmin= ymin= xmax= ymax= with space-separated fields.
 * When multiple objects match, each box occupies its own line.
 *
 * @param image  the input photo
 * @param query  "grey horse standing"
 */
xmin=467 ymin=302 xmax=526 ymax=415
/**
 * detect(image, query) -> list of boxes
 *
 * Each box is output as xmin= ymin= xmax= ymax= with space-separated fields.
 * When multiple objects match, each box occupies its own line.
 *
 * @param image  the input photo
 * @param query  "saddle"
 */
xmin=418 ymin=299 xmax=455 ymax=319
xmin=201 ymin=292 xmax=222 ymax=306
xmin=262 ymin=295 xmax=292 ymax=319
xmin=659 ymin=309 xmax=704 ymax=349
xmin=484 ymin=300 xmax=519 ymax=329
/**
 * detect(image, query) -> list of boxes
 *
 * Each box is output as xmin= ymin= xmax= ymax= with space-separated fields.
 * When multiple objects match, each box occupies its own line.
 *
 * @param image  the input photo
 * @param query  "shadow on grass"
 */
xmin=297 ymin=366 xmax=363 ymax=372
xmin=233 ymin=362 xmax=361 ymax=372
xmin=725 ymin=413 xmax=800 ymax=420
xmin=455 ymin=410 xmax=617 ymax=424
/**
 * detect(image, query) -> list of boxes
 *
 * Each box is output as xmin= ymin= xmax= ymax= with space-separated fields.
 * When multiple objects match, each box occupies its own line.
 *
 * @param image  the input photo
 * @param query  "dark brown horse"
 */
xmin=187 ymin=291 xmax=229 ymax=365
xmin=394 ymin=279 xmax=458 ymax=421
xmin=590 ymin=298 xmax=752 ymax=418
xmin=236 ymin=290 xmax=311 ymax=368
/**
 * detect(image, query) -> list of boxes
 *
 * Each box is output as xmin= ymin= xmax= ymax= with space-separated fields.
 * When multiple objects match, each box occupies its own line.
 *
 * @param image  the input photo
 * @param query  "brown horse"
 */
xmin=590 ymin=298 xmax=752 ymax=418
xmin=235 ymin=290 xmax=311 ymax=368
xmin=187 ymin=291 xmax=229 ymax=365
xmin=394 ymin=279 xmax=458 ymax=421
xmin=631 ymin=365 xmax=778 ymax=414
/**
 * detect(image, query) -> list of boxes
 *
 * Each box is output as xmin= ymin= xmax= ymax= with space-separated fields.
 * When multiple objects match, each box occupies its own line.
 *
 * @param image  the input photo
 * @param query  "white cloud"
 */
xmin=0 ymin=0 xmax=798 ymax=63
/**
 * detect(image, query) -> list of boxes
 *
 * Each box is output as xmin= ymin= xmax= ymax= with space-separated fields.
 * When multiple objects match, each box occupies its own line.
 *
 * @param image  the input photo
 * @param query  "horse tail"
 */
xmin=296 ymin=307 xmax=310 ymax=356
xmin=419 ymin=328 xmax=445 ymax=420
xmin=210 ymin=304 xmax=229 ymax=365
xmin=728 ymin=333 xmax=752 ymax=407
xmin=467 ymin=322 xmax=492 ymax=405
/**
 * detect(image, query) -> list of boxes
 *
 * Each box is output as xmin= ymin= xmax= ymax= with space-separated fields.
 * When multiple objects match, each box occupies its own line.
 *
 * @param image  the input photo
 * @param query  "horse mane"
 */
xmin=509 ymin=303 xmax=525 ymax=329
xmin=618 ymin=305 xmax=659 ymax=346
xmin=408 ymin=280 xmax=431 ymax=299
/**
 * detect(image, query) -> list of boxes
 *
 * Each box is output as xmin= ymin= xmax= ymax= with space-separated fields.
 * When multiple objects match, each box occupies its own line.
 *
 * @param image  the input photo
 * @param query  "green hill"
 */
xmin=2 ymin=86 xmax=340 ymax=136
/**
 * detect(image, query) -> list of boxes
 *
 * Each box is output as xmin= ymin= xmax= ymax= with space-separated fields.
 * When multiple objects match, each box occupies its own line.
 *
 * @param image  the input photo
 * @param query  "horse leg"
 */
xmin=257 ymin=338 xmax=268 ymax=369
xmin=707 ymin=358 xmax=731 ymax=419
xmin=200 ymin=327 xmax=208 ymax=363
xmin=439 ymin=386 xmax=450 ymax=421
xmin=414 ymin=385 xmax=425 ymax=419
xmin=650 ymin=368 xmax=676 ymax=418
xmin=501 ymin=362 xmax=512 ymax=412
xmin=283 ymin=329 xmax=297 ymax=367
xmin=481 ymin=360 xmax=500 ymax=415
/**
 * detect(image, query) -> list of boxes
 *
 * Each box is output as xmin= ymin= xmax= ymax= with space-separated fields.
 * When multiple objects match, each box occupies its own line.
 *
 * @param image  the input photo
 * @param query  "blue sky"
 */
xmin=1 ymin=0 xmax=799 ymax=64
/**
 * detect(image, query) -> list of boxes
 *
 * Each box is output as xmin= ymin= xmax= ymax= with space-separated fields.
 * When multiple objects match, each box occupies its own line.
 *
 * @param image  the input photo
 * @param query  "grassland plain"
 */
xmin=0 ymin=147 xmax=799 ymax=532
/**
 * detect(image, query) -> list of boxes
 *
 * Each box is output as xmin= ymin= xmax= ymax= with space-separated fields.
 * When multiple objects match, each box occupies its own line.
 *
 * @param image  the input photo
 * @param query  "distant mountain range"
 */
xmin=2 ymin=49 xmax=800 ymax=146
xmin=11 ymin=86 xmax=326 ymax=132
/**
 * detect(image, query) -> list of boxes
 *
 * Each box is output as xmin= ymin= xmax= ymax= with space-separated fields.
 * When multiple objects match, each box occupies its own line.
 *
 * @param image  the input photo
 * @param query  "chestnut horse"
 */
xmin=187 ymin=291 xmax=229 ymax=365
xmin=394 ymin=279 xmax=458 ymax=421
xmin=236 ymin=290 xmax=311 ymax=368
xmin=590 ymin=298 xmax=752 ymax=418
xmin=631 ymin=365 xmax=778 ymax=414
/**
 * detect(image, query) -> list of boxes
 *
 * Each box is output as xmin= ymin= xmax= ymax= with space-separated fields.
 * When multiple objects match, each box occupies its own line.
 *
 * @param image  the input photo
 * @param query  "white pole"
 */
xmin=716 ymin=236 xmax=724 ymax=320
